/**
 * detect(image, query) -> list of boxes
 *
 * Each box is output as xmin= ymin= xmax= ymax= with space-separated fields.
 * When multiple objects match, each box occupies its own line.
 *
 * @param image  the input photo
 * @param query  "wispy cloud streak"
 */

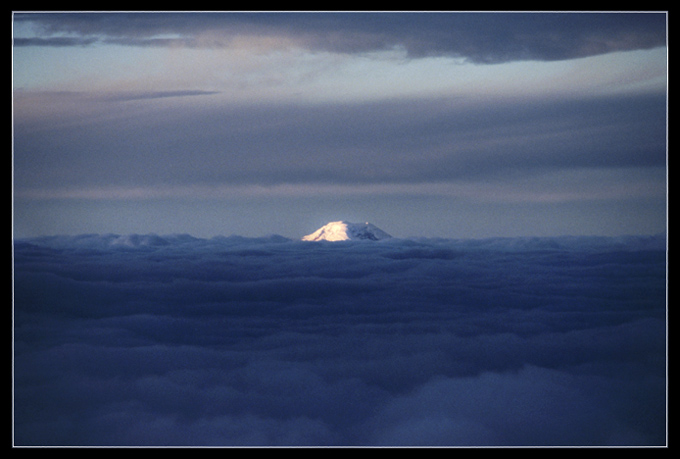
xmin=13 ymin=166 xmax=667 ymax=203
xmin=104 ymin=89 xmax=221 ymax=101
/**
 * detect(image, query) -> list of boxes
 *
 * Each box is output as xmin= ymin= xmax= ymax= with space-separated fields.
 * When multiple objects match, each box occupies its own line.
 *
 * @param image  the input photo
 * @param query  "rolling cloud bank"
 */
xmin=13 ymin=233 xmax=667 ymax=446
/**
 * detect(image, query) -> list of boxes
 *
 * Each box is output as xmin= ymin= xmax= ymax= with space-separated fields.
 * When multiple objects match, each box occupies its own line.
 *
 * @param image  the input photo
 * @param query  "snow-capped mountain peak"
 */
xmin=302 ymin=221 xmax=392 ymax=242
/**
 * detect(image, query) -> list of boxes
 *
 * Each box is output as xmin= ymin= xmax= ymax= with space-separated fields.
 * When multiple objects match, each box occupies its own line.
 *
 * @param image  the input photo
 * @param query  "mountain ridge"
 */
xmin=302 ymin=221 xmax=392 ymax=242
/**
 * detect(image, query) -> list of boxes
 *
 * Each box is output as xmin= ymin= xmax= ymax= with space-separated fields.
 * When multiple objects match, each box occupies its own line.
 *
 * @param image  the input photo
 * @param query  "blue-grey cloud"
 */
xmin=13 ymin=234 xmax=667 ymax=446
xmin=13 ymin=12 xmax=667 ymax=63
xmin=12 ymin=91 xmax=667 ymax=194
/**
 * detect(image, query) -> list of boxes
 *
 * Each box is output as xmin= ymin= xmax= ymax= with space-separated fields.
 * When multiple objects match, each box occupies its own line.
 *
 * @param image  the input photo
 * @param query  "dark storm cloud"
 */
xmin=12 ymin=91 xmax=667 ymax=193
xmin=13 ymin=234 xmax=667 ymax=446
xmin=13 ymin=12 xmax=666 ymax=63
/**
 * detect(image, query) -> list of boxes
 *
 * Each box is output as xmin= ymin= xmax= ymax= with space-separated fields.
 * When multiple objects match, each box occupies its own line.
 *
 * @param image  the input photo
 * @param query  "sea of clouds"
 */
xmin=12 ymin=233 xmax=667 ymax=446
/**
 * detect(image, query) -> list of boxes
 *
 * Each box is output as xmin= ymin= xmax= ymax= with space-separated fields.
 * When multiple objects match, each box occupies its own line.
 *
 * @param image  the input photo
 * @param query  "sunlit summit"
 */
xmin=302 ymin=221 xmax=392 ymax=241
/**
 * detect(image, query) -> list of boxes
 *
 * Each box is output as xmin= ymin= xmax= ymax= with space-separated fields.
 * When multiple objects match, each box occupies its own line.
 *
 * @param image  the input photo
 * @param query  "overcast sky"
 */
xmin=12 ymin=11 xmax=668 ymax=239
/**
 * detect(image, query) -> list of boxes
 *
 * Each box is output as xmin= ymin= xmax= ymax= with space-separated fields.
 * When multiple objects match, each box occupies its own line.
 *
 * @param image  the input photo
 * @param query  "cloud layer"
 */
xmin=13 ymin=234 xmax=667 ymax=446
xmin=13 ymin=91 xmax=667 ymax=193
xmin=14 ymin=12 xmax=667 ymax=63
